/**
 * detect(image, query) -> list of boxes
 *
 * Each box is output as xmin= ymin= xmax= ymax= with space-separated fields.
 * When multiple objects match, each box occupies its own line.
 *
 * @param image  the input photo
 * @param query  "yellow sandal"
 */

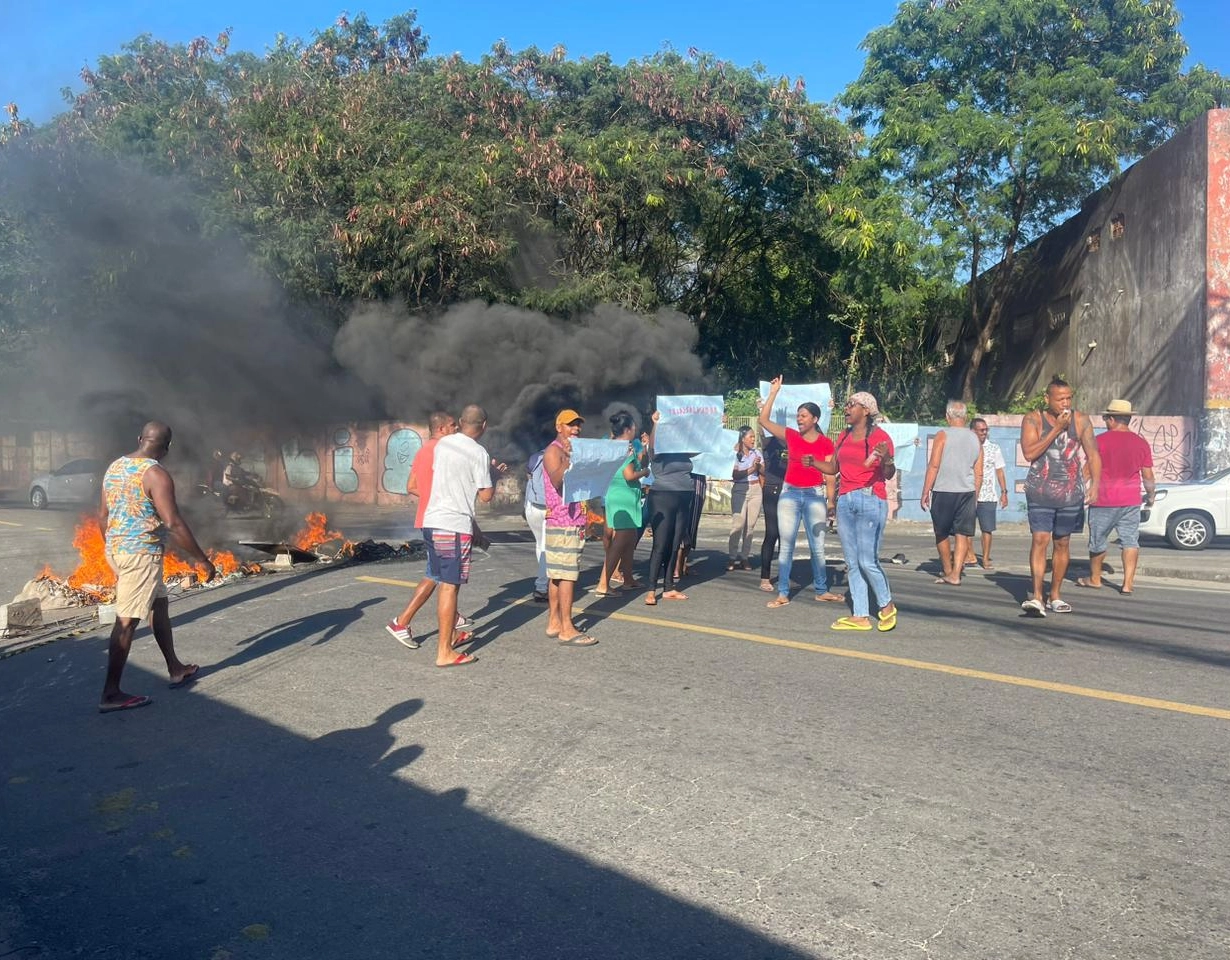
xmin=831 ymin=616 xmax=873 ymax=631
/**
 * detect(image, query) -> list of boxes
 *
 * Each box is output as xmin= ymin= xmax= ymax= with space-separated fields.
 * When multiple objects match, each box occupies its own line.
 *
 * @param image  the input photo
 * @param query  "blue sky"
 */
xmin=6 ymin=0 xmax=1229 ymax=124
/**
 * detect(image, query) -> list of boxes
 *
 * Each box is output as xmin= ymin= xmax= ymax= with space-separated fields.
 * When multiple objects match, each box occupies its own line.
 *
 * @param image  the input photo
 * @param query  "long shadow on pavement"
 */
xmin=0 ymin=650 xmax=815 ymax=960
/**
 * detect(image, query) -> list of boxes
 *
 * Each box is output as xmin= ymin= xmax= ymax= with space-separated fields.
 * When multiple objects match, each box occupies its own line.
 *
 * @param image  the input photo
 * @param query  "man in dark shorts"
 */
xmin=420 ymin=405 xmax=500 ymax=667
xmin=1019 ymin=377 xmax=1101 ymax=616
xmin=920 ymin=400 xmax=983 ymax=584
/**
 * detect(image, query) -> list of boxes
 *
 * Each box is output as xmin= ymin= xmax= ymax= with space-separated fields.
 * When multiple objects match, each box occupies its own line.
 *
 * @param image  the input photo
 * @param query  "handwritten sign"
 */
xmin=880 ymin=423 xmax=919 ymax=472
xmin=654 ymin=395 xmax=726 ymax=455
xmin=690 ymin=429 xmax=742 ymax=479
xmin=561 ymin=438 xmax=633 ymax=503
xmin=758 ymin=381 xmax=832 ymax=433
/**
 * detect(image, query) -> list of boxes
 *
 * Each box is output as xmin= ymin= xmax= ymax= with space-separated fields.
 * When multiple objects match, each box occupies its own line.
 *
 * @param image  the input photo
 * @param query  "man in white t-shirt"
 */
xmin=971 ymin=418 xmax=1009 ymax=569
xmin=421 ymin=404 xmax=499 ymax=667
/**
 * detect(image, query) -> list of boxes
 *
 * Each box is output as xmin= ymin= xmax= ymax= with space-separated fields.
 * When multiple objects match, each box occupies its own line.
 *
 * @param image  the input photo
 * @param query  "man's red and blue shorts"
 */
xmin=422 ymin=529 xmax=473 ymax=586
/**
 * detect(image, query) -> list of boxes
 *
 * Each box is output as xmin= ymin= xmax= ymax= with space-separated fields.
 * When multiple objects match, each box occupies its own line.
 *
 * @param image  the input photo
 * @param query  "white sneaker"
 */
xmin=1020 ymin=598 xmax=1047 ymax=617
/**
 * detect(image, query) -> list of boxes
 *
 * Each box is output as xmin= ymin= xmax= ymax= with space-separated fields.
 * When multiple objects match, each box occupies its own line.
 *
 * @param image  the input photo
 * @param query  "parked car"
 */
xmin=28 ymin=459 xmax=105 ymax=509
xmin=1138 ymin=467 xmax=1230 ymax=550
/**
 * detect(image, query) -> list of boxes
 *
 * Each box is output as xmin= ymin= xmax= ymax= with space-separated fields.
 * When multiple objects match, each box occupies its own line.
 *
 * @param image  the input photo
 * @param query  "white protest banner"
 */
xmin=561 ymin=438 xmax=631 ymax=503
xmin=880 ymin=423 xmax=920 ymax=472
xmin=758 ymin=381 xmax=832 ymax=434
xmin=653 ymin=395 xmax=726 ymax=455
xmin=690 ymin=429 xmax=741 ymax=479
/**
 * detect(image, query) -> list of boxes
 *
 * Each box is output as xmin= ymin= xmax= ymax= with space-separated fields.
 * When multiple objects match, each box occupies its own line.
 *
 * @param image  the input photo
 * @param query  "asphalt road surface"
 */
xmin=2 ymin=511 xmax=1229 ymax=959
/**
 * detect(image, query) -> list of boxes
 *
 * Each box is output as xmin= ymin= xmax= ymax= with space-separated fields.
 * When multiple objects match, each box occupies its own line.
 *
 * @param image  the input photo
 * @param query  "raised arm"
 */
xmin=756 ymin=376 xmax=789 ymax=442
xmin=1020 ymin=410 xmax=1069 ymax=463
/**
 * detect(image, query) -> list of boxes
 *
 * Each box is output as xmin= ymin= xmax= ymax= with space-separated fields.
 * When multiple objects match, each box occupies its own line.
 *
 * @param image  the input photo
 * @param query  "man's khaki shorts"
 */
xmin=108 ymin=553 xmax=168 ymax=620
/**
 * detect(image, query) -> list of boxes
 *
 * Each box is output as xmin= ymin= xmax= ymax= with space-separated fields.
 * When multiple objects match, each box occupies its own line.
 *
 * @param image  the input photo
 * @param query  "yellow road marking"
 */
xmin=355 ymin=575 xmax=1230 ymax=720
xmin=0 ymin=520 xmax=22 ymax=527
xmin=356 ymin=575 xmax=422 ymax=588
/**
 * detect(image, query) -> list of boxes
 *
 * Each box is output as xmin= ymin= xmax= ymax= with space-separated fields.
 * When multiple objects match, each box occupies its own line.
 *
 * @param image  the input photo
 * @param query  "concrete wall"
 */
xmin=0 ymin=417 xmax=1199 ymax=524
xmin=1205 ymin=110 xmax=1230 ymax=470
xmin=984 ymin=113 xmax=1211 ymax=422
xmin=260 ymin=423 xmax=523 ymax=509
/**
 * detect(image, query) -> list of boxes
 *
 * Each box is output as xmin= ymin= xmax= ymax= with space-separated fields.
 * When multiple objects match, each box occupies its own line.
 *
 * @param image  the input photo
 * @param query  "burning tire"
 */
xmin=30 ymin=487 xmax=47 ymax=510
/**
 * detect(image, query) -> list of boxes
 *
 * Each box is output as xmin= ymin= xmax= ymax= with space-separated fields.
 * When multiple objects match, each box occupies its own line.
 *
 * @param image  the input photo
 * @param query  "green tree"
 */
xmin=843 ymin=0 xmax=1229 ymax=401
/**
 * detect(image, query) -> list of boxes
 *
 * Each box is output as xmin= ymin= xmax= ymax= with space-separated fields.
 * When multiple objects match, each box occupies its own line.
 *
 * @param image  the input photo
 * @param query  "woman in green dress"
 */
xmin=596 ymin=410 xmax=650 ymax=596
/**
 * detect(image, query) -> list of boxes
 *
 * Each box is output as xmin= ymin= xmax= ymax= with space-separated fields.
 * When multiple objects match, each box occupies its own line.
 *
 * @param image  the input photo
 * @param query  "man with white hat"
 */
xmin=1077 ymin=399 xmax=1155 ymax=595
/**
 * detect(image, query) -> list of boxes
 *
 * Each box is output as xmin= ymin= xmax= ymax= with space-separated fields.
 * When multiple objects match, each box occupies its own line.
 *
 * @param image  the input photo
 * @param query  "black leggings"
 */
xmin=760 ymin=482 xmax=782 ymax=579
xmin=646 ymin=489 xmax=692 ymax=592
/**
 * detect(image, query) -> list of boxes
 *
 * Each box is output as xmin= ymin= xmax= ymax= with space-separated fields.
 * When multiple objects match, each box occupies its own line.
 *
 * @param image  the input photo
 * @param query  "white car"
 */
xmin=28 ymin=459 xmax=105 ymax=510
xmin=1138 ymin=467 xmax=1230 ymax=550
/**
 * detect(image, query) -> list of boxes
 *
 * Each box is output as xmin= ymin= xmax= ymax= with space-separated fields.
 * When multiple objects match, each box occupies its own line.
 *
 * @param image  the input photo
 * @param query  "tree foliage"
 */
xmin=843 ymin=0 xmax=1228 ymax=401
xmin=5 ymin=5 xmax=1219 ymax=413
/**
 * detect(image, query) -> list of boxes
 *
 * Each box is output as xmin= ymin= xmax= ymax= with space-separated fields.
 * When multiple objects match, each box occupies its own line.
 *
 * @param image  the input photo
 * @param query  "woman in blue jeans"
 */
xmin=757 ymin=376 xmax=842 ymax=607
xmin=826 ymin=392 xmax=898 ymax=631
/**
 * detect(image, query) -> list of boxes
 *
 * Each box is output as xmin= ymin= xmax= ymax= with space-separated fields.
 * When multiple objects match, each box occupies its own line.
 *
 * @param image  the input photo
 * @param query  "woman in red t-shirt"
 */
xmin=825 ymin=391 xmax=898 ymax=632
xmin=757 ymin=376 xmax=842 ymax=607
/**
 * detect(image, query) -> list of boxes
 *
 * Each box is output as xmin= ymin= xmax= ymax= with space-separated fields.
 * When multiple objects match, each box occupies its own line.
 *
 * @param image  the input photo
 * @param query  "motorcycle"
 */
xmin=195 ymin=476 xmax=285 ymax=519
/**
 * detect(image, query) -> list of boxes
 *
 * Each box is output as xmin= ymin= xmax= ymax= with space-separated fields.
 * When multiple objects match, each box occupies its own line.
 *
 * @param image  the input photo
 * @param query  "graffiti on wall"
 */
xmin=269 ymin=423 xmax=438 ymax=505
xmin=257 ymin=415 xmax=1200 ymax=518
xmin=382 ymin=429 xmax=423 ymax=495
xmin=331 ymin=428 xmax=363 ymax=494
xmin=281 ymin=438 xmax=322 ymax=490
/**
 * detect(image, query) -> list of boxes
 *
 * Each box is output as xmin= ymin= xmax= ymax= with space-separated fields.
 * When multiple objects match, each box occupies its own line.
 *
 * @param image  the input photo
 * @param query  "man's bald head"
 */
xmin=138 ymin=421 xmax=172 ymax=449
xmin=458 ymin=404 xmax=488 ymax=437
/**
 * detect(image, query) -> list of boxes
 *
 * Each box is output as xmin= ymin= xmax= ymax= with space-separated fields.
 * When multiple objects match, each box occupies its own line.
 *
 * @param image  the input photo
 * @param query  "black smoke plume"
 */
xmin=332 ymin=301 xmax=707 ymax=458
xmin=0 ymin=143 xmax=380 ymax=462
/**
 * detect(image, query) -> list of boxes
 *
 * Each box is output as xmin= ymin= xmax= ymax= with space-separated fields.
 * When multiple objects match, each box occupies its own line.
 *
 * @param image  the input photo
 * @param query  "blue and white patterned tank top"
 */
xmin=103 ymin=457 xmax=166 ymax=555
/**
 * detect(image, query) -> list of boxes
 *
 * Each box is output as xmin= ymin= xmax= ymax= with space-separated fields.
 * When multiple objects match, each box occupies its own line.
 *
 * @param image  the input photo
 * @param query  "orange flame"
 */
xmin=40 ymin=516 xmax=263 ymax=597
xmin=292 ymin=511 xmax=345 ymax=551
xmin=65 ymin=516 xmax=116 ymax=592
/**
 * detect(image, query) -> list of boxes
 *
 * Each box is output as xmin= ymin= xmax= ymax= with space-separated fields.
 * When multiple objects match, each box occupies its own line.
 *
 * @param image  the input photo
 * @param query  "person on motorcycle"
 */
xmin=222 ymin=452 xmax=254 ymax=511
xmin=205 ymin=450 xmax=225 ymax=495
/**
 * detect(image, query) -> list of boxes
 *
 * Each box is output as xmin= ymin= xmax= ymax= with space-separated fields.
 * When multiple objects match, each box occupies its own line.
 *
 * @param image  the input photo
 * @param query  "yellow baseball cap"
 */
xmin=555 ymin=409 xmax=585 ymax=429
